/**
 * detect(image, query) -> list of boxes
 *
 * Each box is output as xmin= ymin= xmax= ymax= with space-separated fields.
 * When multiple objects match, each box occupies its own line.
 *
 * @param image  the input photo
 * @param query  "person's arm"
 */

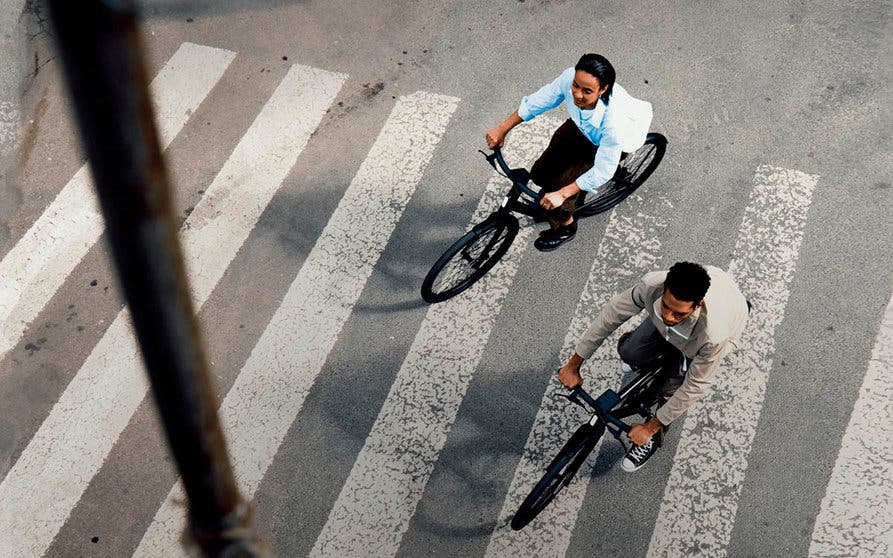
xmin=486 ymin=69 xmax=570 ymax=148
xmin=575 ymin=137 xmax=623 ymax=193
xmin=628 ymin=416 xmax=663 ymax=445
xmin=654 ymin=341 xmax=729 ymax=425
xmin=540 ymin=181 xmax=582 ymax=211
xmin=575 ymin=282 xmax=648 ymax=359
xmin=540 ymin=135 xmax=622 ymax=210
xmin=485 ymin=110 xmax=523 ymax=149
xmin=629 ymin=342 xmax=730 ymax=445
xmin=559 ymin=282 xmax=649 ymax=388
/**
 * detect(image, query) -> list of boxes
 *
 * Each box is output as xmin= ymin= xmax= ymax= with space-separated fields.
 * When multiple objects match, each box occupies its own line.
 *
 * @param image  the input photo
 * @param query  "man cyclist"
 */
xmin=485 ymin=53 xmax=650 ymax=251
xmin=557 ymin=262 xmax=749 ymax=471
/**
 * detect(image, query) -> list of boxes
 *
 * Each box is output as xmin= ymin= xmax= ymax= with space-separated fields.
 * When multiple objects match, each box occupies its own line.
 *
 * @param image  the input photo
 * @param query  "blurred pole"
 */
xmin=43 ymin=0 xmax=263 ymax=555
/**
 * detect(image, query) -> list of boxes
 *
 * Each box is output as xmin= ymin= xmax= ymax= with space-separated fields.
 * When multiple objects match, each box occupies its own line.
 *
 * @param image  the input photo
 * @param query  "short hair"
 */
xmin=664 ymin=262 xmax=711 ymax=303
xmin=575 ymin=53 xmax=616 ymax=104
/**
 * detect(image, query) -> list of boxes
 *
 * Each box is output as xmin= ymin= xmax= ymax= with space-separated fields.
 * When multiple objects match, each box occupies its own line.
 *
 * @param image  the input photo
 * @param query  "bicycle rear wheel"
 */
xmin=575 ymin=132 xmax=667 ymax=217
xmin=420 ymin=214 xmax=519 ymax=303
xmin=511 ymin=421 xmax=605 ymax=530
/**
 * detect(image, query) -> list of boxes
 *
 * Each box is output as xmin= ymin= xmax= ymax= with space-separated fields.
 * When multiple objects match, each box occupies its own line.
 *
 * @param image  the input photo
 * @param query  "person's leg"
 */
xmin=655 ymin=353 xmax=687 ymax=406
xmin=530 ymin=121 xmax=597 ymax=251
xmin=529 ymin=119 xmax=579 ymax=193
xmin=529 ymin=120 xmax=597 ymax=229
xmin=617 ymin=319 xmax=680 ymax=472
xmin=617 ymin=319 xmax=677 ymax=369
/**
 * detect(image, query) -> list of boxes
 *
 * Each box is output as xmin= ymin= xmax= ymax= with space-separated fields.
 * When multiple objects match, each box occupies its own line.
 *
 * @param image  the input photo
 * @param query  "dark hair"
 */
xmin=575 ymin=53 xmax=616 ymax=104
xmin=665 ymin=262 xmax=711 ymax=303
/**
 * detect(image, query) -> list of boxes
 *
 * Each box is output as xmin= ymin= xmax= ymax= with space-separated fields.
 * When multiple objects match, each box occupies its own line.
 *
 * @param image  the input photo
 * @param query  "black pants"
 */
xmin=617 ymin=319 xmax=686 ymax=403
xmin=529 ymin=119 xmax=598 ymax=224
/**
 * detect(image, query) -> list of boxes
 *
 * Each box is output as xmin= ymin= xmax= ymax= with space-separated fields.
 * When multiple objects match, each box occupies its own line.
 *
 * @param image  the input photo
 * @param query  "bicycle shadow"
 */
xmin=262 ymin=182 xmax=489 ymax=312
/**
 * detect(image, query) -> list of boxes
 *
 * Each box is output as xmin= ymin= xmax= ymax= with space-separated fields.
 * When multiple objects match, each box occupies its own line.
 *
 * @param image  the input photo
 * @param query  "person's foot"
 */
xmin=534 ymin=222 xmax=576 ymax=252
xmin=621 ymin=439 xmax=657 ymax=472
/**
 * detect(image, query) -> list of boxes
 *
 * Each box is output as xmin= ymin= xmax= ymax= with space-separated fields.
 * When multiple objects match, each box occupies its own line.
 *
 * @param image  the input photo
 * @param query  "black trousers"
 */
xmin=617 ymin=319 xmax=686 ymax=403
xmin=529 ymin=119 xmax=598 ymax=223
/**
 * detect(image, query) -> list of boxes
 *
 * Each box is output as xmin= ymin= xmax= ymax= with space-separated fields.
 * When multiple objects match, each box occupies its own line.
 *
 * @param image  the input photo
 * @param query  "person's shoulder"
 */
xmin=702 ymin=265 xmax=748 ymax=342
xmin=602 ymin=83 xmax=629 ymax=132
xmin=641 ymin=270 xmax=668 ymax=288
xmin=557 ymin=67 xmax=575 ymax=83
xmin=704 ymin=265 xmax=741 ymax=296
xmin=610 ymin=83 xmax=630 ymax=99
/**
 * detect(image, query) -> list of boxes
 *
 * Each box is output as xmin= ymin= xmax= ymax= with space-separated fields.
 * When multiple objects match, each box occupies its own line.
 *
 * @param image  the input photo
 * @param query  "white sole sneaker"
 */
xmin=621 ymin=440 xmax=656 ymax=472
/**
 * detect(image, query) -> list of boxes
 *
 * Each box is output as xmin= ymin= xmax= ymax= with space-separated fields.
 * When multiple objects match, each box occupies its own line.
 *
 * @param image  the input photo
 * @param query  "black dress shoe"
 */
xmin=534 ymin=222 xmax=576 ymax=252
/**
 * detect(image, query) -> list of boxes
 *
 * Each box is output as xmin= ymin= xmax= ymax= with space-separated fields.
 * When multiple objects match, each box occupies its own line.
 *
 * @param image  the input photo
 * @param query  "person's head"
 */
xmin=660 ymin=262 xmax=711 ymax=326
xmin=573 ymin=53 xmax=616 ymax=109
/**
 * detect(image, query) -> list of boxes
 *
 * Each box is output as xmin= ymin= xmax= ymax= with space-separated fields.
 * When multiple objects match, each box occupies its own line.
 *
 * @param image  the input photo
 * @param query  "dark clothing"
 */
xmin=617 ymin=319 xmax=686 ymax=403
xmin=529 ymin=119 xmax=598 ymax=223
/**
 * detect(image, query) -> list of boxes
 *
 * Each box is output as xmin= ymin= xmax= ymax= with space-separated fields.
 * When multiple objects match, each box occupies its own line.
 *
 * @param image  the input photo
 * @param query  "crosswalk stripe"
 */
xmin=0 ymin=42 xmax=235 ymax=360
xmin=308 ymin=116 xmax=560 ymax=558
xmin=647 ymin=165 xmax=819 ymax=557
xmin=133 ymin=91 xmax=460 ymax=557
xmin=0 ymin=63 xmax=346 ymax=558
xmin=486 ymin=194 xmax=673 ymax=557
xmin=808 ymin=292 xmax=893 ymax=557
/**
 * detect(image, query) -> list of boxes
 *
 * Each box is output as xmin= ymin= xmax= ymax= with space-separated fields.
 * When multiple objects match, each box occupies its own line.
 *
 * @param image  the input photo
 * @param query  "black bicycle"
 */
xmin=420 ymin=134 xmax=667 ymax=303
xmin=510 ymin=362 xmax=670 ymax=531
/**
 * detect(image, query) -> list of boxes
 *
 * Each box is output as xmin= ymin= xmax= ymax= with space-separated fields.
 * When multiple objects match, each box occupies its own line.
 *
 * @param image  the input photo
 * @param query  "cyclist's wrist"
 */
xmin=499 ymin=111 xmax=522 ymax=133
xmin=567 ymin=352 xmax=585 ymax=368
xmin=559 ymin=182 xmax=581 ymax=198
xmin=646 ymin=416 xmax=664 ymax=432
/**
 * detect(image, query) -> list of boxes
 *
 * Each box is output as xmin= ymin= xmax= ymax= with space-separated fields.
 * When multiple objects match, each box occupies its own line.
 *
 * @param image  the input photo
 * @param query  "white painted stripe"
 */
xmin=0 ymin=42 xmax=236 ymax=359
xmin=309 ymin=116 xmax=560 ymax=558
xmin=133 ymin=92 xmax=460 ymax=557
xmin=647 ymin=165 xmax=819 ymax=557
xmin=808 ymin=293 xmax=893 ymax=557
xmin=0 ymin=64 xmax=345 ymax=558
xmin=486 ymin=195 xmax=673 ymax=557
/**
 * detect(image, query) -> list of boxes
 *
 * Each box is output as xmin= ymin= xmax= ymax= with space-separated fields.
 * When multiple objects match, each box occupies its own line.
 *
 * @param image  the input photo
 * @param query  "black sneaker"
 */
xmin=621 ymin=439 xmax=657 ymax=472
xmin=534 ymin=222 xmax=576 ymax=252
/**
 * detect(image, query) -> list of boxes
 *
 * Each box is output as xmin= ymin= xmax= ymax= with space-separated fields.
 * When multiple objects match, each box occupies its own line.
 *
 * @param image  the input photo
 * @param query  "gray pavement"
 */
xmin=0 ymin=1 xmax=890 ymax=556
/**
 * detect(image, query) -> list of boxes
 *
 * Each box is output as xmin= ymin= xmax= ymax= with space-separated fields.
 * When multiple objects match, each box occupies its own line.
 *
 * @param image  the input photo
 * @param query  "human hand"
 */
xmin=558 ymin=363 xmax=583 ymax=389
xmin=540 ymin=191 xmax=567 ymax=211
xmin=485 ymin=127 xmax=506 ymax=149
xmin=629 ymin=419 xmax=661 ymax=445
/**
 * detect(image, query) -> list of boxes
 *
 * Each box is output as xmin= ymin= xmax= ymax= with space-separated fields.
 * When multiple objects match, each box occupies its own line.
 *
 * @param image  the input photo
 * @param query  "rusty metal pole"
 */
xmin=43 ymin=1 xmax=263 ymax=555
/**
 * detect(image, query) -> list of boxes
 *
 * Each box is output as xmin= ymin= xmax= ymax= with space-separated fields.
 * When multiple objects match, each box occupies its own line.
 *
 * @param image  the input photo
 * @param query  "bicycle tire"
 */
xmin=575 ymin=132 xmax=668 ymax=217
xmin=511 ymin=421 xmax=605 ymax=530
xmin=420 ymin=214 xmax=519 ymax=303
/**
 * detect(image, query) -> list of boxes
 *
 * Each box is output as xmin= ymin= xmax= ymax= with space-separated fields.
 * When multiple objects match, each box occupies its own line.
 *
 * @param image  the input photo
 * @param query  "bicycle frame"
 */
xmin=479 ymin=147 xmax=545 ymax=222
xmin=559 ymin=364 xmax=667 ymax=448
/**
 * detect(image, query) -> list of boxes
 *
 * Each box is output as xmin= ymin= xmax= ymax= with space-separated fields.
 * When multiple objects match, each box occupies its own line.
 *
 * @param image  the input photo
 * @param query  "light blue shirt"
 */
xmin=518 ymin=67 xmax=627 ymax=193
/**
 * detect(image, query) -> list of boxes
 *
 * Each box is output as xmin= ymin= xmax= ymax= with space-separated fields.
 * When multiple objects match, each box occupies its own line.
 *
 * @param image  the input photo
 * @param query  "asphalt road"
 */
xmin=0 ymin=1 xmax=890 ymax=556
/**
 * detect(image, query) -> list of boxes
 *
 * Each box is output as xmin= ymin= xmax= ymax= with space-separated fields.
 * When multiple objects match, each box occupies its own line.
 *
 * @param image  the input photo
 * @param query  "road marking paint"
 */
xmin=0 ymin=64 xmax=345 ymax=558
xmin=0 ymin=42 xmax=235 ymax=360
xmin=134 ymin=92 xmax=460 ymax=557
xmin=808 ymin=293 xmax=893 ymax=557
xmin=486 ymin=195 xmax=673 ymax=557
xmin=647 ymin=165 xmax=818 ymax=558
xmin=309 ymin=116 xmax=560 ymax=558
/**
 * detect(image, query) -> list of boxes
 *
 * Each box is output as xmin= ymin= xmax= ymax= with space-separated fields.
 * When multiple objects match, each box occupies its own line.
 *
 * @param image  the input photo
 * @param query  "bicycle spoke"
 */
xmin=430 ymin=225 xmax=509 ymax=295
xmin=621 ymin=145 xmax=656 ymax=182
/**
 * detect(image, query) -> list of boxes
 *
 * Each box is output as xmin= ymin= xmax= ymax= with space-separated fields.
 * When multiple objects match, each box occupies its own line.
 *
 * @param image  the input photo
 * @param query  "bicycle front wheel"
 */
xmin=575 ymin=132 xmax=668 ymax=217
xmin=420 ymin=214 xmax=519 ymax=303
xmin=511 ymin=421 xmax=605 ymax=530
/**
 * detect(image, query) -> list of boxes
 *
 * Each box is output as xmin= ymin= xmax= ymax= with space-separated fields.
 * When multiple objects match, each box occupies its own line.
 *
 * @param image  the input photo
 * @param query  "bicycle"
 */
xmin=420 ymin=133 xmax=667 ymax=304
xmin=510 ymin=360 xmax=672 ymax=531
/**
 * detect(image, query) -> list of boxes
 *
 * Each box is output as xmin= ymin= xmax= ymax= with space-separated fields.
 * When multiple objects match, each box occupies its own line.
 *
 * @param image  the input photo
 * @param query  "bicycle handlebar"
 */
xmin=484 ymin=146 xmax=543 ymax=201
xmin=568 ymin=385 xmax=632 ymax=434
